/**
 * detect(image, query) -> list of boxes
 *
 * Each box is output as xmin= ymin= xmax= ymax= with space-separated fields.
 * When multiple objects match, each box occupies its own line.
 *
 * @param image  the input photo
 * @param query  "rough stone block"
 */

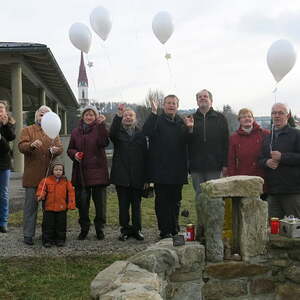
xmin=90 ymin=260 xmax=128 ymax=299
xmin=284 ymin=265 xmax=300 ymax=283
xmin=202 ymin=279 xmax=247 ymax=300
xmin=166 ymin=280 xmax=202 ymax=300
xmin=276 ymin=283 xmax=300 ymax=300
xmin=200 ymin=194 xmax=224 ymax=262
xmin=129 ymin=247 xmax=179 ymax=277
xmin=155 ymin=240 xmax=205 ymax=273
xmin=90 ymin=261 xmax=161 ymax=299
xmin=205 ymin=262 xmax=270 ymax=279
xmin=269 ymin=234 xmax=300 ymax=249
xmin=271 ymin=259 xmax=290 ymax=267
xmin=288 ymin=249 xmax=300 ymax=261
xmin=239 ymin=197 xmax=268 ymax=260
xmin=201 ymin=175 xmax=263 ymax=198
xmin=250 ymin=278 xmax=275 ymax=295
xmin=101 ymin=289 xmax=163 ymax=300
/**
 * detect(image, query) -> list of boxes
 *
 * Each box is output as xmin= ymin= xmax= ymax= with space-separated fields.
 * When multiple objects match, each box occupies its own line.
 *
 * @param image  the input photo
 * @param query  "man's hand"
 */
xmin=266 ymin=159 xmax=279 ymax=169
xmin=31 ymin=139 xmax=42 ymax=149
xmin=271 ymin=151 xmax=281 ymax=161
xmin=49 ymin=146 xmax=60 ymax=154
xmin=184 ymin=115 xmax=194 ymax=128
xmin=150 ymin=98 xmax=158 ymax=114
xmin=117 ymin=104 xmax=126 ymax=117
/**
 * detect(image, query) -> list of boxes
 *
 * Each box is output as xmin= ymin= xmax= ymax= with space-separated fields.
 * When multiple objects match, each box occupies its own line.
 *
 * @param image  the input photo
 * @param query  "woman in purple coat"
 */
xmin=67 ymin=106 xmax=109 ymax=240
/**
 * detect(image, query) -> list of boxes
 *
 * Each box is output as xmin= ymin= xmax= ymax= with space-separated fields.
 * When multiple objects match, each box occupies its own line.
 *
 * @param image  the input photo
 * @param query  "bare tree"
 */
xmin=144 ymin=89 xmax=165 ymax=110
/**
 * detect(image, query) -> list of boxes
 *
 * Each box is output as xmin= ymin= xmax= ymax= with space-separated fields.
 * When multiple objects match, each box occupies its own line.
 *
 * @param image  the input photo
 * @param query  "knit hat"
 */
xmin=50 ymin=159 xmax=65 ymax=175
xmin=81 ymin=105 xmax=99 ymax=118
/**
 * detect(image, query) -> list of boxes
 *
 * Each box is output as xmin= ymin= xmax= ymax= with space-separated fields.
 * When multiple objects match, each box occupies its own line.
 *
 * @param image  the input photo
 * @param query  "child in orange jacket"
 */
xmin=36 ymin=161 xmax=75 ymax=247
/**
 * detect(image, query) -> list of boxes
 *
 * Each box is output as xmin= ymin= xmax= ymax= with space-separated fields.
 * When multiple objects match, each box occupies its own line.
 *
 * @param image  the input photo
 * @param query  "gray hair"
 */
xmin=271 ymin=103 xmax=289 ymax=115
xmin=34 ymin=105 xmax=52 ymax=122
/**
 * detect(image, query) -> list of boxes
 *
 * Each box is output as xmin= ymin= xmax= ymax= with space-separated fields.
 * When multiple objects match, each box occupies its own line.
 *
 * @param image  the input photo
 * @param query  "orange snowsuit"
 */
xmin=36 ymin=175 xmax=76 ymax=211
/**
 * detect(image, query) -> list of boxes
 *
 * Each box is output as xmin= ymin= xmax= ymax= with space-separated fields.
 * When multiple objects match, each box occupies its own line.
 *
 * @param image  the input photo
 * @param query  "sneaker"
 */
xmin=96 ymin=230 xmax=105 ymax=240
xmin=56 ymin=240 xmax=65 ymax=247
xmin=43 ymin=242 xmax=52 ymax=248
xmin=118 ymin=233 xmax=129 ymax=241
xmin=24 ymin=237 xmax=34 ymax=245
xmin=77 ymin=230 xmax=88 ymax=240
xmin=0 ymin=226 xmax=7 ymax=233
xmin=133 ymin=231 xmax=144 ymax=241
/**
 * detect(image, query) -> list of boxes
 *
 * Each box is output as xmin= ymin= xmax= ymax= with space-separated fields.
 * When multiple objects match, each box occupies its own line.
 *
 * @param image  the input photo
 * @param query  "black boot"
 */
xmin=96 ymin=230 xmax=105 ymax=240
xmin=133 ymin=231 xmax=144 ymax=241
xmin=77 ymin=230 xmax=89 ymax=240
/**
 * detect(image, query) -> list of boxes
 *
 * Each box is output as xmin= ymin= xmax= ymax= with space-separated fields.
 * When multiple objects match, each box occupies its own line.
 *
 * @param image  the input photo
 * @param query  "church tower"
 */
xmin=78 ymin=51 xmax=89 ymax=106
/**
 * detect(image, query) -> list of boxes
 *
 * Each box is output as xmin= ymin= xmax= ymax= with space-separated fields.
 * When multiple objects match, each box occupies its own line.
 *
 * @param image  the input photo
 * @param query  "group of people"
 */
xmin=0 ymin=89 xmax=300 ymax=247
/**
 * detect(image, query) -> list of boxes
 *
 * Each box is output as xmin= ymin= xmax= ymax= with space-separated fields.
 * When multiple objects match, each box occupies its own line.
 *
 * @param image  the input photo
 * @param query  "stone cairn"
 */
xmin=199 ymin=175 xmax=268 ymax=262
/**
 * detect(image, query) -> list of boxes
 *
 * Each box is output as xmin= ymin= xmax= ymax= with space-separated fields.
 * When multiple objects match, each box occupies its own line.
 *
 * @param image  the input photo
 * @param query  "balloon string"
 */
xmin=86 ymin=53 xmax=97 ymax=93
xmin=272 ymin=83 xmax=278 ymax=103
xmin=40 ymin=149 xmax=54 ymax=199
xmin=99 ymin=42 xmax=124 ymax=101
xmin=164 ymin=45 xmax=176 ymax=91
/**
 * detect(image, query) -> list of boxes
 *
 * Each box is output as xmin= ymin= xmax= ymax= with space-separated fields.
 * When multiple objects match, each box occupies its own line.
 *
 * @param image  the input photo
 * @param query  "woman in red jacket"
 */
xmin=228 ymin=108 xmax=269 ymax=195
xmin=67 ymin=106 xmax=109 ymax=241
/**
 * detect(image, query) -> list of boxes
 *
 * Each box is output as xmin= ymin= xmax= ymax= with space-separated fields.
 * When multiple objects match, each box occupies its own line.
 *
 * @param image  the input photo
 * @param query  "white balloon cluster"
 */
xmin=68 ymin=8 xmax=174 ymax=53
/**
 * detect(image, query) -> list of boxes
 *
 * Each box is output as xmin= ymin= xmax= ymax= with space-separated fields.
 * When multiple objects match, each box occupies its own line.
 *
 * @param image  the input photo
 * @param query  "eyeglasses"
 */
xmin=271 ymin=111 xmax=287 ymax=116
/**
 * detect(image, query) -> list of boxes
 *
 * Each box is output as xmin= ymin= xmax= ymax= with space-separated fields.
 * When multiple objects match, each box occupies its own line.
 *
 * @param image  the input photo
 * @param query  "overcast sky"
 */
xmin=1 ymin=0 xmax=300 ymax=115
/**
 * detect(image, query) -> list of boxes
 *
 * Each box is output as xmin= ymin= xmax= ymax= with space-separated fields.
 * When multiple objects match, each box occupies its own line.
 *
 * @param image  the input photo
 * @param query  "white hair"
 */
xmin=34 ymin=105 xmax=52 ymax=122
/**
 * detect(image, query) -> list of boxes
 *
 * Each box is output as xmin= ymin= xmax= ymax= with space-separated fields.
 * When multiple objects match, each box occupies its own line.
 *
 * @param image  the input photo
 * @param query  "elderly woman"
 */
xmin=228 ymin=108 xmax=269 ymax=190
xmin=18 ymin=105 xmax=63 ymax=245
xmin=67 ymin=106 xmax=109 ymax=241
xmin=110 ymin=105 xmax=147 ymax=241
xmin=0 ymin=100 xmax=16 ymax=233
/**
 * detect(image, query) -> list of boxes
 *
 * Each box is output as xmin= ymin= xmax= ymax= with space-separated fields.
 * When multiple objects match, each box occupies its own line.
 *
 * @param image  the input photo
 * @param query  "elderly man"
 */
xmin=143 ymin=95 xmax=189 ymax=239
xmin=186 ymin=89 xmax=229 ymax=240
xmin=259 ymin=103 xmax=300 ymax=219
xmin=19 ymin=105 xmax=63 ymax=245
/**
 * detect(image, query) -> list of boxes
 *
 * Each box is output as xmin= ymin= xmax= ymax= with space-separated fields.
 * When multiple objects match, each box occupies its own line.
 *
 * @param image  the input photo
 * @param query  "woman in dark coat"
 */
xmin=67 ymin=106 xmax=109 ymax=240
xmin=228 ymin=108 xmax=269 ymax=194
xmin=143 ymin=95 xmax=189 ymax=239
xmin=0 ymin=100 xmax=16 ymax=233
xmin=110 ymin=105 xmax=147 ymax=241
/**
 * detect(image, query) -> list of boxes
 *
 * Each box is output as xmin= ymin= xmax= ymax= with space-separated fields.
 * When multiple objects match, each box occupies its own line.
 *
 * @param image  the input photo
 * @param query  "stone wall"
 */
xmin=90 ymin=239 xmax=205 ymax=299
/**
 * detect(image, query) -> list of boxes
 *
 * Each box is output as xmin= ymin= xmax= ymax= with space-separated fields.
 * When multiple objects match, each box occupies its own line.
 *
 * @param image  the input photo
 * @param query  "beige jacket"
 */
xmin=18 ymin=124 xmax=63 ymax=187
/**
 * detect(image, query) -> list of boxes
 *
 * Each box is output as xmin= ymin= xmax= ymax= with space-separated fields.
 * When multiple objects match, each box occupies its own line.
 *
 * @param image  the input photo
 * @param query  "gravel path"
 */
xmin=0 ymin=225 xmax=160 ymax=258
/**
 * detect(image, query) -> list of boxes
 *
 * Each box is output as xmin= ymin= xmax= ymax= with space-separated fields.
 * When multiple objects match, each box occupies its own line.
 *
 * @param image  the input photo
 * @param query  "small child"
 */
xmin=36 ymin=161 xmax=75 ymax=247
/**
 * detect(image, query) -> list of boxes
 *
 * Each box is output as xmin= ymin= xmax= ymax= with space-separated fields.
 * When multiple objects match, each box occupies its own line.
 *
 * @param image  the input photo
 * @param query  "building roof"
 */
xmin=78 ymin=51 xmax=88 ymax=87
xmin=0 ymin=42 xmax=78 ymax=109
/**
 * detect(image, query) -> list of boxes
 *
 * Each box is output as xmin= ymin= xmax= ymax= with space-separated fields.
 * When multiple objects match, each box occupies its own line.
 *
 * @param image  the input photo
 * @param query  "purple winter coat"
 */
xmin=67 ymin=120 xmax=110 ymax=187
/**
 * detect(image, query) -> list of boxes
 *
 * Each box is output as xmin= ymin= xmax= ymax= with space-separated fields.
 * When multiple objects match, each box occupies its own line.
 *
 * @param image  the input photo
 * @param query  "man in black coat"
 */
xmin=110 ymin=105 xmax=147 ymax=241
xmin=187 ymin=89 xmax=229 ymax=240
xmin=259 ymin=103 xmax=300 ymax=218
xmin=143 ymin=95 xmax=189 ymax=239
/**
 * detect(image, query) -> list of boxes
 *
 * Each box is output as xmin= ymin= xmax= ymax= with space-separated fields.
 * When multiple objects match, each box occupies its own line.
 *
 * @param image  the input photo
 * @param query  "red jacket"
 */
xmin=228 ymin=122 xmax=270 ymax=181
xmin=67 ymin=120 xmax=109 ymax=187
xmin=36 ymin=175 xmax=76 ymax=211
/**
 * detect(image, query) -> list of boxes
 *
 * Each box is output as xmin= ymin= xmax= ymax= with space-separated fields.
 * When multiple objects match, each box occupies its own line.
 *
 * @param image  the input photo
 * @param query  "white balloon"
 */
xmin=69 ymin=22 xmax=92 ymax=53
xmin=267 ymin=39 xmax=297 ymax=83
xmin=41 ymin=112 xmax=61 ymax=139
xmin=90 ymin=6 xmax=112 ymax=41
xmin=152 ymin=11 xmax=174 ymax=44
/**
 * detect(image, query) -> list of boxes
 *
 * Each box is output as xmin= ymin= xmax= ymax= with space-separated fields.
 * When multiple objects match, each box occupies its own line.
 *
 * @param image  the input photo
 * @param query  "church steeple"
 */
xmin=78 ymin=51 xmax=89 ymax=106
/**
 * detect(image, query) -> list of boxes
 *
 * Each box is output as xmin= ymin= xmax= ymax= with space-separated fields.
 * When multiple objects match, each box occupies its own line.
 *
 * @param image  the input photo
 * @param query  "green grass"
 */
xmin=3 ymin=182 xmax=197 ymax=300
xmin=0 ymin=254 xmax=129 ymax=300
xmin=9 ymin=182 xmax=197 ymax=228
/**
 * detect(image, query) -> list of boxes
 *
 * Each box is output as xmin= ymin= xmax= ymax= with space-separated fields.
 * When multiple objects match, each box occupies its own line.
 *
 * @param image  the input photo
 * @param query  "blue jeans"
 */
xmin=0 ymin=169 xmax=10 ymax=227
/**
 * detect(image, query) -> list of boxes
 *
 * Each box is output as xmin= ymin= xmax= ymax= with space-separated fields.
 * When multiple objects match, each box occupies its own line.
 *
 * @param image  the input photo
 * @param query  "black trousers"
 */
xmin=42 ymin=210 xmax=67 ymax=243
xmin=116 ymin=185 xmax=142 ymax=234
xmin=75 ymin=185 xmax=106 ymax=233
xmin=154 ymin=184 xmax=183 ymax=236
